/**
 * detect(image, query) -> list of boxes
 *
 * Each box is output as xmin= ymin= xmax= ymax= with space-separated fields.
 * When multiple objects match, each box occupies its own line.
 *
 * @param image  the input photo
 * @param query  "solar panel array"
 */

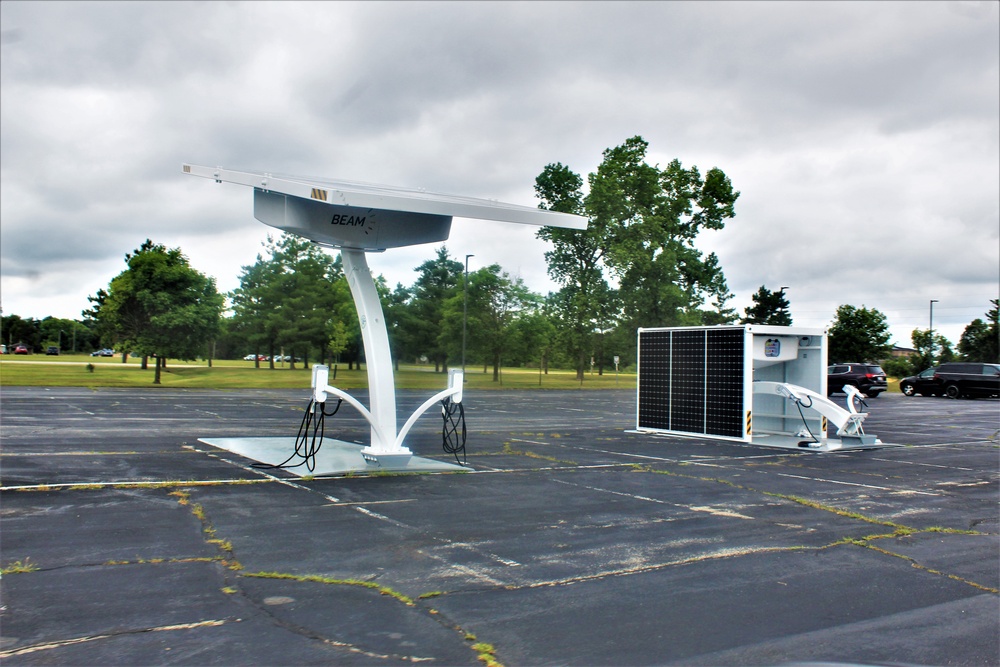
xmin=638 ymin=327 xmax=746 ymax=439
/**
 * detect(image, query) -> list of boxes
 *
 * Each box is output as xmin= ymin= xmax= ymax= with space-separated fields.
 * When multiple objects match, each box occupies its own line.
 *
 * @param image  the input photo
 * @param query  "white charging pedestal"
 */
xmin=185 ymin=165 xmax=586 ymax=475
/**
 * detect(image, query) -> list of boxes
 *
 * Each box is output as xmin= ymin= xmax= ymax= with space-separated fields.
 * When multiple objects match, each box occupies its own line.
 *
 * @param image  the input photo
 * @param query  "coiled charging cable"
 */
xmin=441 ymin=397 xmax=467 ymax=465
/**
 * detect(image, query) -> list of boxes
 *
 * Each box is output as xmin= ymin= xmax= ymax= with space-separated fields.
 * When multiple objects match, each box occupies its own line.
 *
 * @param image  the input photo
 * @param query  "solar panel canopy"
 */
xmin=183 ymin=164 xmax=587 ymax=250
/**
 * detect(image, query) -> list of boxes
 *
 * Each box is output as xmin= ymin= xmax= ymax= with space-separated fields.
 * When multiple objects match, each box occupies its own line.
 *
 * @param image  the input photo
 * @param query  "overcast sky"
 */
xmin=2 ymin=1 xmax=998 ymax=349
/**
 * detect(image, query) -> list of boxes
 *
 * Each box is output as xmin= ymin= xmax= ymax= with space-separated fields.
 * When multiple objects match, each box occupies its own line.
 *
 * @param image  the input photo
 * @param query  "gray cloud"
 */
xmin=1 ymin=1 xmax=996 ymax=347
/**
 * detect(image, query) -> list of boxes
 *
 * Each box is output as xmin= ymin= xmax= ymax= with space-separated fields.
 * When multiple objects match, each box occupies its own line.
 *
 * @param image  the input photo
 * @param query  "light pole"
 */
xmin=463 ymin=254 xmax=474 ymax=374
xmin=929 ymin=299 xmax=939 ymax=362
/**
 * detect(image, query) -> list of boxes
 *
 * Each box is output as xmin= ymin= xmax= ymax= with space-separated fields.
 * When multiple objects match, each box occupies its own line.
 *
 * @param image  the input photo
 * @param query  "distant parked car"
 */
xmin=932 ymin=362 xmax=1000 ymax=399
xmin=0 ymin=344 xmax=6 ymax=354
xmin=243 ymin=354 xmax=257 ymax=361
xmin=827 ymin=363 xmax=888 ymax=397
xmin=899 ymin=367 xmax=940 ymax=396
xmin=45 ymin=346 xmax=60 ymax=356
xmin=90 ymin=348 xmax=115 ymax=357
xmin=14 ymin=344 xmax=30 ymax=355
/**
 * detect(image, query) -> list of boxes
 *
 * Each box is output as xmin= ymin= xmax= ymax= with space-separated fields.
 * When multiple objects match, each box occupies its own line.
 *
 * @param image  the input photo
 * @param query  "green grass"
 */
xmin=0 ymin=355 xmax=637 ymax=390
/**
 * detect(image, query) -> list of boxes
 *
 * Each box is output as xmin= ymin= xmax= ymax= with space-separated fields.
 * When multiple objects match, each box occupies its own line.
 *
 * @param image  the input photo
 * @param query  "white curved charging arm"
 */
xmin=393 ymin=370 xmax=463 ymax=449
xmin=753 ymin=381 xmax=869 ymax=437
xmin=312 ymin=364 xmax=464 ymax=456
xmin=312 ymin=364 xmax=392 ymax=449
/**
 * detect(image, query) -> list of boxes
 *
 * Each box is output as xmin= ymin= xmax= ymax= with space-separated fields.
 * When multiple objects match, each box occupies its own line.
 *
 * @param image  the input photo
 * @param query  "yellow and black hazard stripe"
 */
xmin=746 ymin=410 xmax=752 ymax=436
xmin=310 ymin=188 xmax=328 ymax=202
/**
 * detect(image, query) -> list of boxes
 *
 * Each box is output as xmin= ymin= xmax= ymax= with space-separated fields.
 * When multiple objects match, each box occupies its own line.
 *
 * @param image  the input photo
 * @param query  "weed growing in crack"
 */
xmin=1 ymin=558 xmax=38 ymax=574
xmin=418 ymin=591 xmax=444 ymax=599
xmin=473 ymin=642 xmax=503 ymax=666
xmin=167 ymin=488 xmax=243 ymax=571
xmin=242 ymin=572 xmax=415 ymax=605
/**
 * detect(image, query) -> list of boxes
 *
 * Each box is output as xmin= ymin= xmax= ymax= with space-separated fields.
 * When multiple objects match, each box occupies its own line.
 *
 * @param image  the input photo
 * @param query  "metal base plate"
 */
xmin=748 ymin=433 xmax=896 ymax=452
xmin=628 ymin=430 xmax=898 ymax=453
xmin=199 ymin=436 xmax=469 ymax=476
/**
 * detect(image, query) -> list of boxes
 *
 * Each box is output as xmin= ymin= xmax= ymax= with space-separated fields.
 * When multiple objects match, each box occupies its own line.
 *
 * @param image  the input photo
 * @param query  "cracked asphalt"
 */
xmin=1 ymin=386 xmax=997 ymax=666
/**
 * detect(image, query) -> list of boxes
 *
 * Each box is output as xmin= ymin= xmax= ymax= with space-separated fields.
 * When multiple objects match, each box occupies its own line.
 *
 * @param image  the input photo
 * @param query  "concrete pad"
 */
xmin=198 ymin=436 xmax=469 ymax=476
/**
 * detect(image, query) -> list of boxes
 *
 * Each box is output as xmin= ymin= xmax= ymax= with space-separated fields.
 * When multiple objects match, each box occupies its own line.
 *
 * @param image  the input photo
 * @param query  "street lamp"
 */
xmin=929 ymin=299 xmax=939 ymax=362
xmin=463 ymin=254 xmax=474 ymax=374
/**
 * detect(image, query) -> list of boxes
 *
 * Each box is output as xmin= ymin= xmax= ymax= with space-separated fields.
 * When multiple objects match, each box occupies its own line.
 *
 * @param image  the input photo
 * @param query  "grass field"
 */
xmin=0 ymin=354 xmax=907 ymax=393
xmin=0 ymin=354 xmax=637 ymax=391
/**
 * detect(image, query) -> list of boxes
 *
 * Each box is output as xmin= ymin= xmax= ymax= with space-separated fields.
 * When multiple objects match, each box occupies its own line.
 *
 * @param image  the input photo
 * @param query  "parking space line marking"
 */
xmin=775 ymin=473 xmax=939 ymax=495
xmin=868 ymin=457 xmax=975 ymax=471
xmin=0 ymin=479 xmax=267 ymax=491
xmin=0 ymin=619 xmax=231 ymax=658
xmin=323 ymin=499 xmax=417 ymax=507
xmin=552 ymin=478 xmax=754 ymax=518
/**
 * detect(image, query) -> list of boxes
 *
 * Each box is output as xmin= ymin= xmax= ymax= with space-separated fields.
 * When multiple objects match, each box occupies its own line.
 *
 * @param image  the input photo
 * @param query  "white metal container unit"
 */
xmin=635 ymin=325 xmax=882 ymax=452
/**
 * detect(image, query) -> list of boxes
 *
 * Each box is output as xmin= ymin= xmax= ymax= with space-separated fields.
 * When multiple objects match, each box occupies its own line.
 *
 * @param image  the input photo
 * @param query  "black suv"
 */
xmin=931 ymin=362 xmax=1000 ymax=399
xmin=899 ymin=367 xmax=941 ymax=396
xmin=827 ymin=363 xmax=888 ymax=397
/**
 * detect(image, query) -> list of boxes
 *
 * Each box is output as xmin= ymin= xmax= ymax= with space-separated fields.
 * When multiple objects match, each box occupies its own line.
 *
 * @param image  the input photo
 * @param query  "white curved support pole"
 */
xmin=340 ymin=248 xmax=406 ymax=457
xmin=313 ymin=259 xmax=465 ymax=465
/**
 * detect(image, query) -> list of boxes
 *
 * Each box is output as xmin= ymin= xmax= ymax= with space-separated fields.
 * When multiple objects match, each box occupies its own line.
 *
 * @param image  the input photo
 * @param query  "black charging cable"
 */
xmin=792 ymin=393 xmax=821 ymax=446
xmin=253 ymin=397 xmax=342 ymax=473
xmin=441 ymin=397 xmax=467 ymax=465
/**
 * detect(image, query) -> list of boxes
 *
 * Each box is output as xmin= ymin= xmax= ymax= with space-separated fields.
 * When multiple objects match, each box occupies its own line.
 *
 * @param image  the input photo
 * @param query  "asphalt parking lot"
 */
xmin=1 ymin=386 xmax=997 ymax=666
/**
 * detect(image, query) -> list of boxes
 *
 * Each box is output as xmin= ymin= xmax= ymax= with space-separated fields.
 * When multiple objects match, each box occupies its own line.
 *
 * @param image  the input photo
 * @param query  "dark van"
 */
xmin=933 ymin=362 xmax=1000 ymax=399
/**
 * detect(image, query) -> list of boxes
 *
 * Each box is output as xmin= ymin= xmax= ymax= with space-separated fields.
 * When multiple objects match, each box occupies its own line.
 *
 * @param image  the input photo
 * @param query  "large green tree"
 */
xmin=83 ymin=289 xmax=114 ymax=352
xmin=38 ymin=317 xmax=93 ymax=353
xmin=381 ymin=283 xmax=414 ymax=370
xmin=271 ymin=236 xmax=343 ymax=369
xmin=97 ymin=240 xmax=223 ymax=383
xmin=909 ymin=328 xmax=955 ymax=371
xmin=741 ymin=286 xmax=792 ymax=325
xmin=535 ymin=161 xmax=606 ymax=380
xmin=230 ymin=249 xmax=283 ymax=367
xmin=230 ymin=234 xmax=347 ymax=369
xmin=958 ymin=300 xmax=999 ymax=362
xmin=446 ymin=264 xmax=536 ymax=382
xmin=828 ymin=304 xmax=892 ymax=364
xmin=535 ymin=136 xmax=739 ymax=378
xmin=589 ymin=137 xmax=739 ymax=330
xmin=409 ymin=247 xmax=463 ymax=372
xmin=1 ymin=314 xmax=41 ymax=351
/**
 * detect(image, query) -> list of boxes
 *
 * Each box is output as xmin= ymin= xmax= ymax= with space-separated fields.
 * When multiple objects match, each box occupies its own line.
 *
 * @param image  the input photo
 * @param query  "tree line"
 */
xmin=2 ymin=137 xmax=997 ymax=383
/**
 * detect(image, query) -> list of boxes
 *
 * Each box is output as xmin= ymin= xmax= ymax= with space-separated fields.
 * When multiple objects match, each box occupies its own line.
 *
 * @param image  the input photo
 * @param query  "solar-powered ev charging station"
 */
xmin=183 ymin=164 xmax=587 ymax=475
xmin=634 ymin=325 xmax=887 ymax=452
